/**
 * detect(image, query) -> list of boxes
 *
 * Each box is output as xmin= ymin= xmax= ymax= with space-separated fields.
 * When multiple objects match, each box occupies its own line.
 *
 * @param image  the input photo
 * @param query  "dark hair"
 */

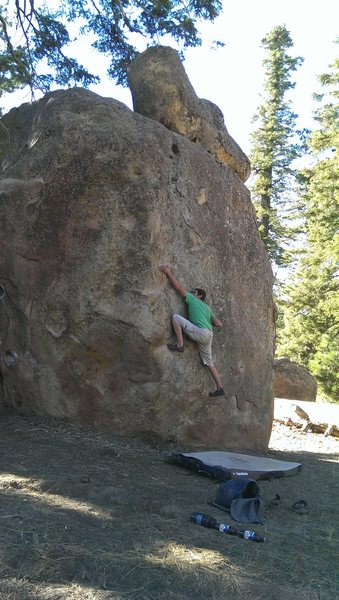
xmin=195 ymin=288 xmax=206 ymax=301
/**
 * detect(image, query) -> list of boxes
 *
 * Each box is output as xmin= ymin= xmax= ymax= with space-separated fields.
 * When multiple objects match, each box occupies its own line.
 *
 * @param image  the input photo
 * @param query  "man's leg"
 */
xmin=171 ymin=314 xmax=184 ymax=347
xmin=196 ymin=336 xmax=225 ymax=396
xmin=207 ymin=365 xmax=222 ymax=389
xmin=208 ymin=363 xmax=225 ymax=396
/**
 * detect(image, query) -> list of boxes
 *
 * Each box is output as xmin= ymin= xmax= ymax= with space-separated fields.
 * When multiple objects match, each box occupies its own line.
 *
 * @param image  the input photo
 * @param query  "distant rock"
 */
xmin=274 ymin=358 xmax=317 ymax=402
xmin=128 ymin=46 xmax=251 ymax=182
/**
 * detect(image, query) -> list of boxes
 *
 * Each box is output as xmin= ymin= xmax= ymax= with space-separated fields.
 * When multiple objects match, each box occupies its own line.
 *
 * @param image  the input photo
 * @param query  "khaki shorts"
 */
xmin=172 ymin=314 xmax=214 ymax=367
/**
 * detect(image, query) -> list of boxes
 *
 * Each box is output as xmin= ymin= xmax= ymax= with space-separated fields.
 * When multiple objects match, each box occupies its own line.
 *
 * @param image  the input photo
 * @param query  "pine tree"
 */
xmin=0 ymin=0 xmax=223 ymax=103
xmin=249 ymin=25 xmax=304 ymax=266
xmin=278 ymin=48 xmax=339 ymax=401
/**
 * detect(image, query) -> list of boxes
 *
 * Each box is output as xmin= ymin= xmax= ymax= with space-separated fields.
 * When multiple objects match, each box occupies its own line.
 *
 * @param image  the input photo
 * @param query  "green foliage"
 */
xmin=309 ymin=338 xmax=339 ymax=400
xmin=0 ymin=0 xmax=223 ymax=101
xmin=0 ymin=11 xmax=29 ymax=114
xmin=278 ymin=49 xmax=339 ymax=401
xmin=249 ymin=26 xmax=305 ymax=265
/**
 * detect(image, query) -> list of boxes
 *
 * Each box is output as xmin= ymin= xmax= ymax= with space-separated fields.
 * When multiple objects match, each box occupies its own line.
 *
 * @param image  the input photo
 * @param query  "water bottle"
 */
xmin=238 ymin=529 xmax=266 ymax=543
xmin=191 ymin=513 xmax=218 ymax=529
xmin=218 ymin=523 xmax=238 ymax=536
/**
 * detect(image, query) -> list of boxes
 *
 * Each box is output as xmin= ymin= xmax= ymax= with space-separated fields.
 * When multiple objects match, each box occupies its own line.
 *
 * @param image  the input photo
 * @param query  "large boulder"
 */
xmin=0 ymin=64 xmax=274 ymax=452
xmin=273 ymin=358 xmax=317 ymax=402
xmin=128 ymin=46 xmax=251 ymax=182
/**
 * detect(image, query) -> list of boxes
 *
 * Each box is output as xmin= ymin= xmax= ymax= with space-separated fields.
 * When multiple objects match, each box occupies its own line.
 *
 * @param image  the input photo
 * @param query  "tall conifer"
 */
xmin=278 ymin=50 xmax=339 ymax=401
xmin=250 ymin=25 xmax=303 ymax=266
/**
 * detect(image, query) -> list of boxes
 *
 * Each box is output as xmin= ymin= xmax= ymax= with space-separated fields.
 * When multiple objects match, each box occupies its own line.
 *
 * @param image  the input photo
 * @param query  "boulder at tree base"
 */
xmin=0 ymin=48 xmax=275 ymax=452
xmin=274 ymin=358 xmax=317 ymax=402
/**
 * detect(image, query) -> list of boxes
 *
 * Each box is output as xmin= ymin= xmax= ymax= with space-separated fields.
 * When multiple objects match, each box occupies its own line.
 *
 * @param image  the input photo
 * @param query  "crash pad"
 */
xmin=170 ymin=451 xmax=301 ymax=480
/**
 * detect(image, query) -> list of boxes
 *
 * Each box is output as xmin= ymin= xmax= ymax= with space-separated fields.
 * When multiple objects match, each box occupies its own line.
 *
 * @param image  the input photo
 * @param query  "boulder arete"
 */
xmin=128 ymin=46 xmax=251 ymax=182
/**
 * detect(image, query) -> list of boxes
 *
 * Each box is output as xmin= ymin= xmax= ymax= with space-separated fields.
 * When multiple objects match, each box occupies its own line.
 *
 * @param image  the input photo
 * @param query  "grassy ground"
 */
xmin=0 ymin=413 xmax=338 ymax=600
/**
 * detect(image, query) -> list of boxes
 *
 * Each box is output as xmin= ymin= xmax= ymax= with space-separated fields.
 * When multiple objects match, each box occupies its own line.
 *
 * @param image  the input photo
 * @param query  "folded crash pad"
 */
xmin=171 ymin=451 xmax=301 ymax=480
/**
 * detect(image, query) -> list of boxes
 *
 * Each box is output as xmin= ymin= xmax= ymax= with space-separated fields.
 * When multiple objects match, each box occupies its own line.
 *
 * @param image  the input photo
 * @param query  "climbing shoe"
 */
xmin=167 ymin=343 xmax=184 ymax=352
xmin=209 ymin=388 xmax=225 ymax=397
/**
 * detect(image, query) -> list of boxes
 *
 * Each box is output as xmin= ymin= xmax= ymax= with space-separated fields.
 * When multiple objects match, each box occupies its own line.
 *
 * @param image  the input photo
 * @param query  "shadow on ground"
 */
xmin=0 ymin=414 xmax=338 ymax=600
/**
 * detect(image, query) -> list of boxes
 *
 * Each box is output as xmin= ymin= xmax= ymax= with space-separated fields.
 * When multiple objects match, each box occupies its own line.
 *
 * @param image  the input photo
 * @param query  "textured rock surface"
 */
xmin=274 ymin=358 xmax=317 ymax=402
xmin=128 ymin=46 xmax=251 ymax=182
xmin=0 ymin=85 xmax=274 ymax=452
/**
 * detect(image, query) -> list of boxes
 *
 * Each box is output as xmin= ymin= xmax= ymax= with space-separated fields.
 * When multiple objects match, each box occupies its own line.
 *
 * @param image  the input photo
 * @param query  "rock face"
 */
xmin=128 ymin=46 xmax=251 ymax=182
xmin=0 ymin=51 xmax=275 ymax=452
xmin=274 ymin=358 xmax=317 ymax=402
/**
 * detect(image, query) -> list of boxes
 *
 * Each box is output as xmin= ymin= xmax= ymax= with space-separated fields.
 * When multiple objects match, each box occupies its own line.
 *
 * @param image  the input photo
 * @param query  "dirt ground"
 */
xmin=0 ymin=412 xmax=338 ymax=600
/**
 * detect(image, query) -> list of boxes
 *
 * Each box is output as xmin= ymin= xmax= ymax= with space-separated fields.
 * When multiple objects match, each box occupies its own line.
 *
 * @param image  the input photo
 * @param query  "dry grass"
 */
xmin=0 ymin=415 xmax=338 ymax=600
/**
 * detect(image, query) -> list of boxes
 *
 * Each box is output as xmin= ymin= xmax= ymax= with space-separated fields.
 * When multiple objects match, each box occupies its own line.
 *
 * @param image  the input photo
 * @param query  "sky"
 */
xmin=2 ymin=0 xmax=338 ymax=155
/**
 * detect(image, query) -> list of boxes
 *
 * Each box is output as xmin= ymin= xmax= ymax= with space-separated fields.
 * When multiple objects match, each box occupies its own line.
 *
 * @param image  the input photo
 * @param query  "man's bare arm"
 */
xmin=159 ymin=265 xmax=186 ymax=298
xmin=212 ymin=315 xmax=223 ymax=328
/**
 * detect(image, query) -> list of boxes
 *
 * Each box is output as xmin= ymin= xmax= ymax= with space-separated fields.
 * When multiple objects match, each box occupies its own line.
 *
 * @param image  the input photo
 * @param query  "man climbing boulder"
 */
xmin=159 ymin=265 xmax=225 ymax=397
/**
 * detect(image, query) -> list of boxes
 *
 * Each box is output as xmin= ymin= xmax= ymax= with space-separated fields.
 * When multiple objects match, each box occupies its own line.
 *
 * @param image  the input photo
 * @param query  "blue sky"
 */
xmin=183 ymin=0 xmax=338 ymax=153
xmin=2 ymin=0 xmax=338 ymax=155
xmin=87 ymin=0 xmax=339 ymax=153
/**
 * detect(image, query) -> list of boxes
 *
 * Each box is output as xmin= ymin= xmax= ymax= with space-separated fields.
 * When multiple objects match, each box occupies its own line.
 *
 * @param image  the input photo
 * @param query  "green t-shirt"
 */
xmin=185 ymin=292 xmax=214 ymax=331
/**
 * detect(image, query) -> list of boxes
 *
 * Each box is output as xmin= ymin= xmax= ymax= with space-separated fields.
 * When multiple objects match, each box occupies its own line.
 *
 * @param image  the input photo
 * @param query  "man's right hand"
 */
xmin=159 ymin=265 xmax=172 ymax=275
xmin=159 ymin=265 xmax=186 ymax=298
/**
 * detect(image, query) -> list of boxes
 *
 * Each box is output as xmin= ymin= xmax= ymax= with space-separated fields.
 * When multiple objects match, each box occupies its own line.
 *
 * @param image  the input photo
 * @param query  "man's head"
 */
xmin=193 ymin=288 xmax=206 ymax=301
